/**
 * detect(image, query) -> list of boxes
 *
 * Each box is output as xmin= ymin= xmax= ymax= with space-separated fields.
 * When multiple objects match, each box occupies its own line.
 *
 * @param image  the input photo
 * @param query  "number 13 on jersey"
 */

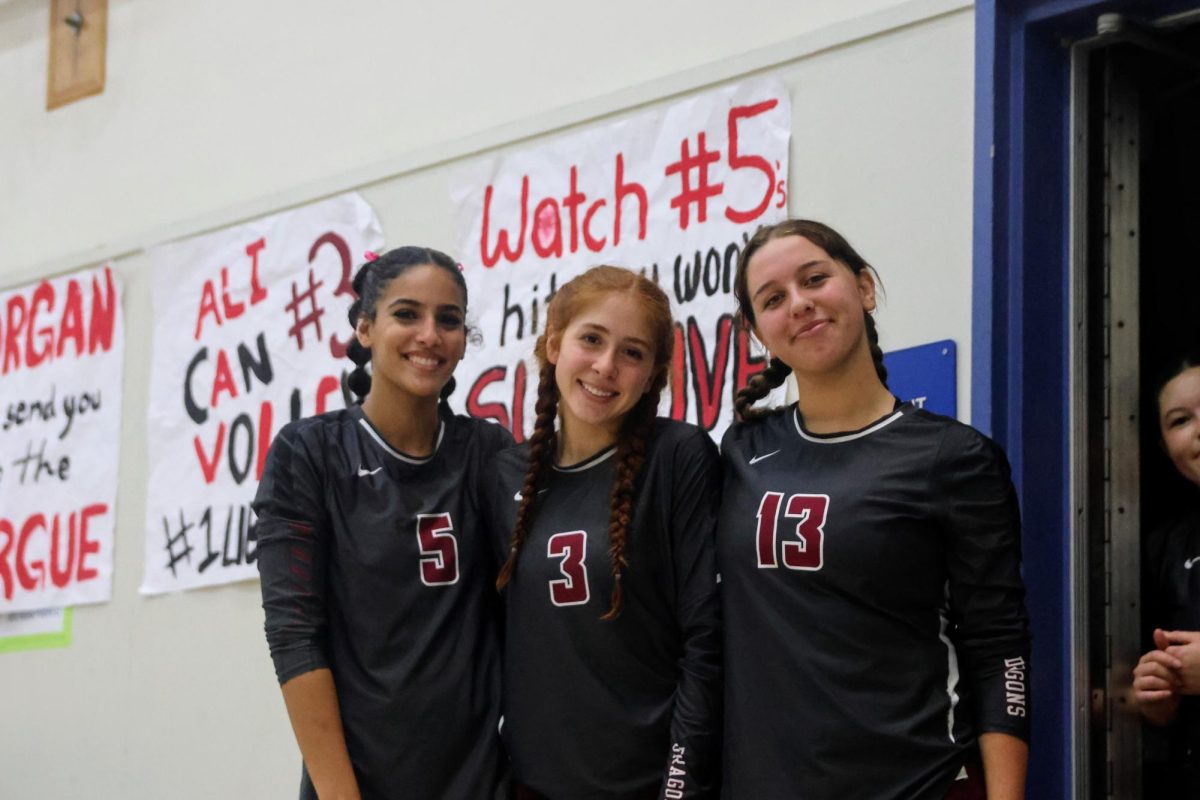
xmin=755 ymin=492 xmax=829 ymax=571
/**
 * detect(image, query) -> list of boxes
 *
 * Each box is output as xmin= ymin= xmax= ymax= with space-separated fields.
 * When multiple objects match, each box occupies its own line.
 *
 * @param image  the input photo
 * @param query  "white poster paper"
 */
xmin=451 ymin=77 xmax=791 ymax=440
xmin=142 ymin=194 xmax=383 ymax=595
xmin=0 ymin=265 xmax=124 ymax=612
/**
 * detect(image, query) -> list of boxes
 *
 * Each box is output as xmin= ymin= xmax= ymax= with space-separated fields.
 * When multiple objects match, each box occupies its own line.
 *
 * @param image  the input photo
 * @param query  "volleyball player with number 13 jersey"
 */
xmin=719 ymin=221 xmax=1032 ymax=800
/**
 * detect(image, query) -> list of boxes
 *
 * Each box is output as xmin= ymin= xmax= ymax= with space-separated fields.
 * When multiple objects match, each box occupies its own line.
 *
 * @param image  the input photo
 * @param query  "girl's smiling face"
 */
xmin=355 ymin=264 xmax=467 ymax=400
xmin=547 ymin=291 xmax=657 ymax=451
xmin=745 ymin=234 xmax=877 ymax=379
xmin=1159 ymin=365 xmax=1200 ymax=488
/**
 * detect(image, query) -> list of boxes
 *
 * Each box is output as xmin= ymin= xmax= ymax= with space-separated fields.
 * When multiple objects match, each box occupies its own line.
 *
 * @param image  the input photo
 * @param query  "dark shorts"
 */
xmin=944 ymin=752 xmax=987 ymax=800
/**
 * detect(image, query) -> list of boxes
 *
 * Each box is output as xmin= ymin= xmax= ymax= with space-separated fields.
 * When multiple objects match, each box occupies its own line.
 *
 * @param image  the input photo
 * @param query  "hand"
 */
xmin=1163 ymin=629 xmax=1200 ymax=695
xmin=1133 ymin=629 xmax=1182 ymax=726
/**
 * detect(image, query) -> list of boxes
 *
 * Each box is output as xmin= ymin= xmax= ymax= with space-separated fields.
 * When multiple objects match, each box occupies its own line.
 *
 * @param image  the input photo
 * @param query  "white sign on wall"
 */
xmin=0 ymin=265 xmax=124 ymax=612
xmin=142 ymin=194 xmax=383 ymax=595
xmin=451 ymin=77 xmax=791 ymax=441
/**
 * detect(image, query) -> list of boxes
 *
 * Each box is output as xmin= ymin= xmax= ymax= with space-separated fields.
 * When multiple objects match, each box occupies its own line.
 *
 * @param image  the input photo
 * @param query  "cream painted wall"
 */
xmin=5 ymin=0 xmax=932 ymax=279
xmin=0 ymin=2 xmax=976 ymax=797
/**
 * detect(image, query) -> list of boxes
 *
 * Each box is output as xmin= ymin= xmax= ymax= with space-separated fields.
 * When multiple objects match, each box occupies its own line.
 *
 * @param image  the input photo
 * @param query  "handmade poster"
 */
xmin=451 ymin=77 xmax=791 ymax=440
xmin=0 ymin=265 xmax=124 ymax=612
xmin=142 ymin=194 xmax=383 ymax=594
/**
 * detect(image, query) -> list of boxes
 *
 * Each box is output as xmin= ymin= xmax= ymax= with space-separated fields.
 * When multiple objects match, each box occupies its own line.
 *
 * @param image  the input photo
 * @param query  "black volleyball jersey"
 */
xmin=1146 ymin=507 xmax=1200 ymax=632
xmin=253 ymin=406 xmax=512 ymax=800
xmin=1144 ymin=507 xmax=1200 ymax=793
xmin=486 ymin=418 xmax=722 ymax=800
xmin=719 ymin=403 xmax=1031 ymax=800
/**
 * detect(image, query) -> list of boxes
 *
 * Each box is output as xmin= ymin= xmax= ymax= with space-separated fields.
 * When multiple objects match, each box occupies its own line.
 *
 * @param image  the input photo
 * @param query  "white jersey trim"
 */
xmin=792 ymin=407 xmax=905 ymax=444
xmin=553 ymin=446 xmax=617 ymax=473
xmin=358 ymin=417 xmax=445 ymax=464
xmin=938 ymin=591 xmax=962 ymax=744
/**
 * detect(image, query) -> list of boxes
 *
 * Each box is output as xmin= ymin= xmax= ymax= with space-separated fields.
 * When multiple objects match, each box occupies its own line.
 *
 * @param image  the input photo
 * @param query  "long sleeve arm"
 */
xmin=253 ymin=423 xmax=363 ymax=797
xmin=937 ymin=424 xmax=1032 ymax=744
xmin=253 ymin=422 xmax=332 ymax=684
xmin=661 ymin=430 xmax=723 ymax=799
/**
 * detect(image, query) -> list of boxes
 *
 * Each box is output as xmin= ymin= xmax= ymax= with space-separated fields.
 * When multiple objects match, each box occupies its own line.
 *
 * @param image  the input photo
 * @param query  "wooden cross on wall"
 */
xmin=47 ymin=0 xmax=107 ymax=110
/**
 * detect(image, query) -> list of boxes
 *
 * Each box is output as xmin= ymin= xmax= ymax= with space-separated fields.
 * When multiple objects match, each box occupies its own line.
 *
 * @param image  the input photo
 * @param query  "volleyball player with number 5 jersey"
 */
xmin=719 ymin=221 xmax=1031 ymax=799
xmin=488 ymin=266 xmax=721 ymax=799
xmin=253 ymin=248 xmax=511 ymax=799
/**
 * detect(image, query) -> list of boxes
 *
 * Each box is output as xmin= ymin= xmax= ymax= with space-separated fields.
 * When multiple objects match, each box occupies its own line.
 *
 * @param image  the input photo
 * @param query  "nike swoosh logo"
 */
xmin=513 ymin=489 xmax=549 ymax=501
xmin=1186 ymin=556 xmax=1200 ymax=570
xmin=357 ymin=466 xmax=383 ymax=477
xmin=749 ymin=450 xmax=781 ymax=465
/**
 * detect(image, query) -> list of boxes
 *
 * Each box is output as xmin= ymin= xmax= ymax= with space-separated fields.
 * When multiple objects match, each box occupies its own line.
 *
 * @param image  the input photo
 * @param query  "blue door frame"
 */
xmin=974 ymin=1 xmax=1196 ymax=794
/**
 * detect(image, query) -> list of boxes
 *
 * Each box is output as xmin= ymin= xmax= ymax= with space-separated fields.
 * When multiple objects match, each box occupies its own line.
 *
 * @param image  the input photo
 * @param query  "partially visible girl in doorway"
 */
xmin=254 ymin=247 xmax=511 ymax=799
xmin=719 ymin=220 xmax=1032 ymax=799
xmin=1133 ymin=350 xmax=1200 ymax=795
xmin=490 ymin=265 xmax=722 ymax=799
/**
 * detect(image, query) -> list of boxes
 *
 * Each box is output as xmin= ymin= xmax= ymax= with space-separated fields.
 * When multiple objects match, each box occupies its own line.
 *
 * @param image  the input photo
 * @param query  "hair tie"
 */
xmin=364 ymin=250 xmax=379 ymax=262
xmin=456 ymin=262 xmax=465 ymax=272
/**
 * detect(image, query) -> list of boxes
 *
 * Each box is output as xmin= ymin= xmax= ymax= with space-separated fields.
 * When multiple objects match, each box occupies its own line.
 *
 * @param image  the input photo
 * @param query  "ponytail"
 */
xmin=346 ymin=296 xmax=372 ymax=404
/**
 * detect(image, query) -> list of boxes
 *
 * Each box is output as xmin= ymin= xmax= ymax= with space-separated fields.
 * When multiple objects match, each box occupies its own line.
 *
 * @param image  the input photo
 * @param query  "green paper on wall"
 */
xmin=0 ymin=608 xmax=73 ymax=654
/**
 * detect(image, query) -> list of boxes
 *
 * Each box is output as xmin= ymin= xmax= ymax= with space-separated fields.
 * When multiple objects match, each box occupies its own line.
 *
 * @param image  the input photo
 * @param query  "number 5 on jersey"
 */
xmin=416 ymin=513 xmax=459 ymax=586
xmin=756 ymin=492 xmax=829 ymax=571
xmin=548 ymin=530 xmax=590 ymax=606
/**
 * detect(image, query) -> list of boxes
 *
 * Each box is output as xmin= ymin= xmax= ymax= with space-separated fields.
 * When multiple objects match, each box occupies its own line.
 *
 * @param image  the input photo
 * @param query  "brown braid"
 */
xmin=600 ymin=393 xmax=657 ymax=619
xmin=863 ymin=311 xmax=889 ymax=387
xmin=495 ymin=362 xmax=559 ymax=591
xmin=734 ymin=356 xmax=793 ymax=421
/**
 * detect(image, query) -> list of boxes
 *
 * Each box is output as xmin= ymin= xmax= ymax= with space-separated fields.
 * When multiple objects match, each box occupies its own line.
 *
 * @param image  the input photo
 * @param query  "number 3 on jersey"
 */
xmin=547 ymin=530 xmax=590 ymax=606
xmin=756 ymin=492 xmax=829 ymax=571
xmin=416 ymin=513 xmax=459 ymax=586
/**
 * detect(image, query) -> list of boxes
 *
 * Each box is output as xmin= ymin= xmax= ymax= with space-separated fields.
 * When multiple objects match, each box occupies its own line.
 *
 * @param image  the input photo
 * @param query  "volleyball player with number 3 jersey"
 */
xmin=489 ymin=266 xmax=722 ymax=800
xmin=254 ymin=248 xmax=512 ymax=799
xmin=719 ymin=221 xmax=1031 ymax=799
